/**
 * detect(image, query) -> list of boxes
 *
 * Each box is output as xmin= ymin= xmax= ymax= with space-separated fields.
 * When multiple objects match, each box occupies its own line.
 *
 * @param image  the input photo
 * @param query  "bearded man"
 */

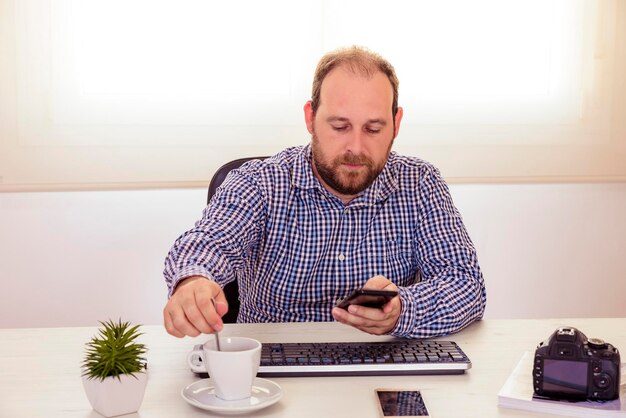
xmin=163 ymin=46 xmax=486 ymax=339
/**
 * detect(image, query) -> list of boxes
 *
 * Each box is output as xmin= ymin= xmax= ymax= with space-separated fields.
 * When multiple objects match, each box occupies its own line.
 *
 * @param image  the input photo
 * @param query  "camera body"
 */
xmin=533 ymin=326 xmax=620 ymax=401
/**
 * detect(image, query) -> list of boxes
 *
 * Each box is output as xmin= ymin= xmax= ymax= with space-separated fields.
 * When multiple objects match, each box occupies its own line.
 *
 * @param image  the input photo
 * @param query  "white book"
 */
xmin=498 ymin=351 xmax=626 ymax=418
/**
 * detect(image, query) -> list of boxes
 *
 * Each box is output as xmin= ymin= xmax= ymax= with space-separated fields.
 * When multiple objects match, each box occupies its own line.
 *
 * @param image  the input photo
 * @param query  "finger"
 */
xmin=167 ymin=302 xmax=201 ymax=337
xmin=347 ymin=317 xmax=388 ymax=336
xmin=337 ymin=305 xmax=377 ymax=329
xmin=196 ymin=283 xmax=228 ymax=330
xmin=382 ymin=296 xmax=401 ymax=314
xmin=193 ymin=289 xmax=221 ymax=329
xmin=182 ymin=295 xmax=213 ymax=334
xmin=163 ymin=306 xmax=185 ymax=338
xmin=382 ymin=282 xmax=398 ymax=291
xmin=331 ymin=307 xmax=350 ymax=324
xmin=209 ymin=292 xmax=230 ymax=321
xmin=340 ymin=305 xmax=397 ymax=335
xmin=214 ymin=300 xmax=229 ymax=318
xmin=212 ymin=286 xmax=227 ymax=305
xmin=364 ymin=275 xmax=391 ymax=289
xmin=347 ymin=304 xmax=387 ymax=320
xmin=210 ymin=284 xmax=229 ymax=324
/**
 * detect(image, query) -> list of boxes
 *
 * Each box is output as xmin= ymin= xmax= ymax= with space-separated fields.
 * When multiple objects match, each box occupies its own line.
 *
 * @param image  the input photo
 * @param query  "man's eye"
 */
xmin=366 ymin=128 xmax=381 ymax=134
xmin=333 ymin=126 xmax=348 ymax=132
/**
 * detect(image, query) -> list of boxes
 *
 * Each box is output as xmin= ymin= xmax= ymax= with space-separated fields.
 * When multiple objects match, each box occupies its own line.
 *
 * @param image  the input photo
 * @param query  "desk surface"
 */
xmin=1 ymin=318 xmax=624 ymax=418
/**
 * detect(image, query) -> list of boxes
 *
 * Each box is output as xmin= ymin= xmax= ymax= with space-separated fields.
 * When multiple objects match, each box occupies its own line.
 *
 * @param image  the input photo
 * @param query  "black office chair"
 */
xmin=207 ymin=157 xmax=268 ymax=323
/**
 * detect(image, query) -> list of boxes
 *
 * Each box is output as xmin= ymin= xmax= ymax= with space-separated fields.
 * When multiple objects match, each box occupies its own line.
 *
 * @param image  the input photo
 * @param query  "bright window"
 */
xmin=1 ymin=0 xmax=624 ymax=190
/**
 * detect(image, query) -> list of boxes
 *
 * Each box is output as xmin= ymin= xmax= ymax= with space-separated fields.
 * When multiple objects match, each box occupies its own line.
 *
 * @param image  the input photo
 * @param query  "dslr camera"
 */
xmin=533 ymin=326 xmax=620 ymax=401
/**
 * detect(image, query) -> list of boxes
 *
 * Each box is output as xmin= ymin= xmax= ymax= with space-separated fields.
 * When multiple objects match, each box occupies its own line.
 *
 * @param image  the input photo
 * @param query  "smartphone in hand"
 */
xmin=336 ymin=288 xmax=398 ymax=309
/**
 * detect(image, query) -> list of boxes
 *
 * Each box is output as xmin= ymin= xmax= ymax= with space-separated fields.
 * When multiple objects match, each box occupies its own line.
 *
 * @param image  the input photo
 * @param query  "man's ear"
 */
xmin=303 ymin=101 xmax=315 ymax=134
xmin=393 ymin=107 xmax=404 ymax=138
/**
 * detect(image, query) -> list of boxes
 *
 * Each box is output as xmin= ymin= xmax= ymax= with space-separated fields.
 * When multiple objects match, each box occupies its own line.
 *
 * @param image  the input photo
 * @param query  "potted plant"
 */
xmin=81 ymin=319 xmax=148 ymax=417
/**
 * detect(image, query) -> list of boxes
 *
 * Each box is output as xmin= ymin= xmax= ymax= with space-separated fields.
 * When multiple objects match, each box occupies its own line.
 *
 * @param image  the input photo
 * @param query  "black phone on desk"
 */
xmin=336 ymin=288 xmax=398 ymax=309
xmin=375 ymin=389 xmax=430 ymax=417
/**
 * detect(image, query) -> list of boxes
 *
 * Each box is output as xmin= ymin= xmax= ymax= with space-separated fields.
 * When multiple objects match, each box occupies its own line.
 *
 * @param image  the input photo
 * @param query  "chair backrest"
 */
xmin=207 ymin=157 xmax=268 ymax=323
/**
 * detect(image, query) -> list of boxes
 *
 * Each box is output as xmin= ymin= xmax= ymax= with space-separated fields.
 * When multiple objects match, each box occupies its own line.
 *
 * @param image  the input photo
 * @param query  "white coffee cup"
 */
xmin=187 ymin=336 xmax=261 ymax=401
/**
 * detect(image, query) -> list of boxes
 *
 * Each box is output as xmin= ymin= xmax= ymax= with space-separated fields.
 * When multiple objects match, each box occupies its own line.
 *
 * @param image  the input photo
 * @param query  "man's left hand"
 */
xmin=331 ymin=275 xmax=401 ymax=335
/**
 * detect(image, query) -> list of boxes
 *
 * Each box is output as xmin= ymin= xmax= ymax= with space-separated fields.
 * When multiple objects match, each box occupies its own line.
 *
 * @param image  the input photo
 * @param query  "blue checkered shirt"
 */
xmin=164 ymin=145 xmax=486 ymax=338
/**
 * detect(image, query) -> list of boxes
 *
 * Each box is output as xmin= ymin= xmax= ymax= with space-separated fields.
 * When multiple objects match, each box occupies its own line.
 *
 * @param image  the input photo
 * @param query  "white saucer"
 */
xmin=181 ymin=377 xmax=283 ymax=415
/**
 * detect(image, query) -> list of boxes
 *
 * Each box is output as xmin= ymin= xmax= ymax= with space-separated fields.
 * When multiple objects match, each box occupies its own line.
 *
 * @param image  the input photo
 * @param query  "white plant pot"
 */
xmin=82 ymin=371 xmax=148 ymax=417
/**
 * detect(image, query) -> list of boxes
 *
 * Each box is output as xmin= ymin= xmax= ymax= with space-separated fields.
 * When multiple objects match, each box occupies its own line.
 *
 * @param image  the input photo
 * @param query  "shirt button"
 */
xmin=337 ymin=254 xmax=346 ymax=261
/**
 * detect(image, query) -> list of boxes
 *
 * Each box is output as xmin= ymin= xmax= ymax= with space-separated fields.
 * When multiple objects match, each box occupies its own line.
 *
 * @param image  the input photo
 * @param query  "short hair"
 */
xmin=310 ymin=46 xmax=399 ymax=117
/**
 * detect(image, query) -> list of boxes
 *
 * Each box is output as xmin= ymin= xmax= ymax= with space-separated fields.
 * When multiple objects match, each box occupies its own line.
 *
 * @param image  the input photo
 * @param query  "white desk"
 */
xmin=1 ymin=318 xmax=624 ymax=417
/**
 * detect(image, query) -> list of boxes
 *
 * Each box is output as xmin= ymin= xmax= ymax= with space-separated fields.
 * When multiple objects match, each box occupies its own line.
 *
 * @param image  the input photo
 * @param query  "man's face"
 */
xmin=305 ymin=66 xmax=403 ymax=202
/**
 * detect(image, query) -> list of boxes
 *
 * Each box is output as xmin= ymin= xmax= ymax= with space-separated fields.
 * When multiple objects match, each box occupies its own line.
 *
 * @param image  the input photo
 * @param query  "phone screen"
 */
xmin=376 ymin=390 xmax=430 ymax=417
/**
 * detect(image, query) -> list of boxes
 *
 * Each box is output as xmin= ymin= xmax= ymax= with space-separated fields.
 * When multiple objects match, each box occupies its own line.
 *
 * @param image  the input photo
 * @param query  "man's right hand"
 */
xmin=163 ymin=276 xmax=229 ymax=338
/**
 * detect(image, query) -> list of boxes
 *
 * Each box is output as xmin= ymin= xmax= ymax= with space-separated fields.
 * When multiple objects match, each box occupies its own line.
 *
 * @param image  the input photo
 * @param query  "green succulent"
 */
xmin=82 ymin=319 xmax=147 ymax=381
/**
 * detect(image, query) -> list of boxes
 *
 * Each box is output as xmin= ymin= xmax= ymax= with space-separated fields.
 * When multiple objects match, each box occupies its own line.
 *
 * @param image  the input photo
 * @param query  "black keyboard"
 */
xmin=257 ymin=340 xmax=471 ymax=377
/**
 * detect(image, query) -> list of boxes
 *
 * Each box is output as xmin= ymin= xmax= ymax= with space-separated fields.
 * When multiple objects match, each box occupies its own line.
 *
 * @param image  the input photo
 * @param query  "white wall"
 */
xmin=1 ymin=183 xmax=625 ymax=328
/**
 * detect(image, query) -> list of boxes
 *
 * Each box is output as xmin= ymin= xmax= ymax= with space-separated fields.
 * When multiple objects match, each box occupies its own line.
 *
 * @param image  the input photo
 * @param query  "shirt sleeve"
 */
xmin=390 ymin=165 xmax=487 ymax=338
xmin=163 ymin=170 xmax=266 ymax=297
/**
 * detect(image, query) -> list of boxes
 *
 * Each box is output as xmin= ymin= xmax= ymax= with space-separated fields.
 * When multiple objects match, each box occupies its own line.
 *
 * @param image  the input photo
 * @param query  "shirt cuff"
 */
xmin=168 ymin=266 xmax=215 ymax=298
xmin=389 ymin=286 xmax=421 ymax=337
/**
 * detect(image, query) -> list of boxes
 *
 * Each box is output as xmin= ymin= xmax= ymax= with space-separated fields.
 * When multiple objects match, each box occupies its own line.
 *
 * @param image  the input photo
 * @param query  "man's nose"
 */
xmin=344 ymin=130 xmax=365 ymax=155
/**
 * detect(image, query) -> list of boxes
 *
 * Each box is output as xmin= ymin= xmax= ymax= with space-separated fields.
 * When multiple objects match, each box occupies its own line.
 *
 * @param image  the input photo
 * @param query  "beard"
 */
xmin=311 ymin=133 xmax=391 ymax=196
